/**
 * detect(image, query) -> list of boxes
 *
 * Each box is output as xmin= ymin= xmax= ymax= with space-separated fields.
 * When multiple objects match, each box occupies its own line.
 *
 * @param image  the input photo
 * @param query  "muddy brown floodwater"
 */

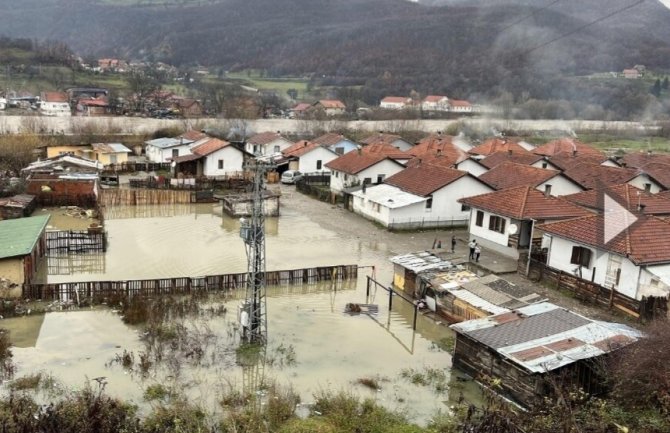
xmin=4 ymin=186 xmax=480 ymax=425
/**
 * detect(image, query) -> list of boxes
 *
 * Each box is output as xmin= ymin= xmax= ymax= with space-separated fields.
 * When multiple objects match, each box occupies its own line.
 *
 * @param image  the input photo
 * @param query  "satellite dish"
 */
xmin=508 ymin=224 xmax=518 ymax=235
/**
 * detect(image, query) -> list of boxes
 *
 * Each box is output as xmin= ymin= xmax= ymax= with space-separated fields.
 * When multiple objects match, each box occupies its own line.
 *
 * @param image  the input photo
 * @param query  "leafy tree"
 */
xmin=651 ymin=79 xmax=662 ymax=97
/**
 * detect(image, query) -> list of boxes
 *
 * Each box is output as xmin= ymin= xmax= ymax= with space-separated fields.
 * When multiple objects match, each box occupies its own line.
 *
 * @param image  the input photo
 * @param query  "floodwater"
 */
xmin=5 ymin=202 xmax=481 ymax=424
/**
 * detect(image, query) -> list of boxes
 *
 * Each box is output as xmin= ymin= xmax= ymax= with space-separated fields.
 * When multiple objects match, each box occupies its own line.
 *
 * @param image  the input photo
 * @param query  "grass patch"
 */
xmin=356 ymin=377 xmax=381 ymax=391
xmin=400 ymin=367 xmax=450 ymax=394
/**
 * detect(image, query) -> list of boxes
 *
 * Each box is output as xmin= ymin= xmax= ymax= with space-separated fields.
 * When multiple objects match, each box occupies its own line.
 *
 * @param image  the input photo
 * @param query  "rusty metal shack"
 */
xmin=421 ymin=273 xmax=545 ymax=323
xmin=390 ymin=251 xmax=456 ymax=297
xmin=450 ymin=302 xmax=642 ymax=408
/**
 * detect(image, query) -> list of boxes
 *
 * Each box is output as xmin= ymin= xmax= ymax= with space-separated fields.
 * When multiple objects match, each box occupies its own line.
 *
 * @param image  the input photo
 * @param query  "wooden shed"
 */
xmin=0 ymin=194 xmax=37 ymax=219
xmin=450 ymin=302 xmax=642 ymax=408
xmin=0 ymin=215 xmax=50 ymax=297
xmin=389 ymin=251 xmax=454 ymax=297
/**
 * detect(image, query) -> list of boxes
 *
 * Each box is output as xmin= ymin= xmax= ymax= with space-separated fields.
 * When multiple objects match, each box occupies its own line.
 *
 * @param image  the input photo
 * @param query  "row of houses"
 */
xmin=380 ymin=95 xmax=474 ymax=113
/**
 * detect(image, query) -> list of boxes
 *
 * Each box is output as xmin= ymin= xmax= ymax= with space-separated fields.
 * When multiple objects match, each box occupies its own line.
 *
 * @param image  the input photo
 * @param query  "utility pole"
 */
xmin=239 ymin=159 xmax=274 ymax=344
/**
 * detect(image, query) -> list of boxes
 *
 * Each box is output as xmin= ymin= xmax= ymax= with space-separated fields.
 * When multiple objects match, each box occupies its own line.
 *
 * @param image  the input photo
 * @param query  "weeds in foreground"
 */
xmin=0 ymin=328 xmax=14 ymax=381
xmin=400 ymin=367 xmax=450 ymax=394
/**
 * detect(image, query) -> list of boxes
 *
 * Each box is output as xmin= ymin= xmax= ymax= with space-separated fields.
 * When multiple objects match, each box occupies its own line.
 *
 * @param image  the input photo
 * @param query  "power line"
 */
xmin=522 ymin=0 xmax=645 ymax=56
xmin=498 ymin=0 xmax=564 ymax=34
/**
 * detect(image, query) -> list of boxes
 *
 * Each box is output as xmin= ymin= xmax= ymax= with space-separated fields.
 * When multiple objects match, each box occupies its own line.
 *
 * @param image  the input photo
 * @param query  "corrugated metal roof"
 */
xmin=0 ymin=215 xmax=50 ymax=259
xmin=390 ymin=251 xmax=453 ymax=273
xmin=450 ymin=289 xmax=509 ymax=315
xmin=145 ymin=137 xmax=192 ymax=149
xmin=451 ymin=302 xmax=642 ymax=373
xmin=351 ymin=184 xmax=426 ymax=209
xmin=92 ymin=143 xmax=131 ymax=154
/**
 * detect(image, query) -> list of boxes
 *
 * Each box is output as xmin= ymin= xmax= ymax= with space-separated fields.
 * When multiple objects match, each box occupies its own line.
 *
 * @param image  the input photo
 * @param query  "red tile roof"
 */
xmin=292 ymin=103 xmax=312 ymax=112
xmin=563 ymin=184 xmax=670 ymax=215
xmin=459 ymin=186 xmax=591 ymax=220
xmin=384 ymin=163 xmax=468 ymax=197
xmin=533 ymin=138 xmax=603 ymax=157
xmin=362 ymin=142 xmax=408 ymax=159
xmin=41 ymin=91 xmax=68 ymax=103
xmin=637 ymin=162 xmax=670 ymax=189
xmin=423 ymin=95 xmax=448 ymax=102
xmin=620 ymin=151 xmax=670 ymax=169
xmin=479 ymin=161 xmax=562 ymax=190
xmin=247 ymin=131 xmax=284 ymax=145
xmin=449 ymin=99 xmax=471 ymax=107
xmin=381 ymin=96 xmax=411 ymax=103
xmin=469 ymin=138 xmax=528 ymax=156
xmin=479 ymin=151 xmax=543 ymax=169
xmin=192 ymin=138 xmax=231 ymax=156
xmin=360 ymin=133 xmax=405 ymax=146
xmin=538 ymin=214 xmax=670 ymax=265
xmin=178 ymin=130 xmax=208 ymax=142
xmin=312 ymin=133 xmax=349 ymax=147
xmin=316 ymin=99 xmax=345 ymax=109
xmin=282 ymin=140 xmax=320 ymax=158
xmin=563 ymin=163 xmax=639 ymax=189
xmin=407 ymin=134 xmax=468 ymax=165
xmin=325 ymin=151 xmax=397 ymax=174
xmin=544 ymin=151 xmax=610 ymax=171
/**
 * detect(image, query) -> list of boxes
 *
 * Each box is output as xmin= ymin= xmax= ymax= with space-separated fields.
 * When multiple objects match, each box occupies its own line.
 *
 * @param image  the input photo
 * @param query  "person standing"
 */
xmin=474 ymin=244 xmax=481 ymax=262
xmin=468 ymin=240 xmax=476 ymax=260
xmin=451 ymin=235 xmax=456 ymax=253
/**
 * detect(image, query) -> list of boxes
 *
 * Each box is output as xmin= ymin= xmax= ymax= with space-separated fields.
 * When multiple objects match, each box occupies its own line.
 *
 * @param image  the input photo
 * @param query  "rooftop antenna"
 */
xmin=239 ymin=158 xmax=275 ymax=344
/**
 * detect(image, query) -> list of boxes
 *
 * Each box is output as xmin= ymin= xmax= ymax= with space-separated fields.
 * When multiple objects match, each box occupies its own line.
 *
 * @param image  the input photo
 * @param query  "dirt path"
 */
xmin=276 ymin=183 xmax=468 ymax=255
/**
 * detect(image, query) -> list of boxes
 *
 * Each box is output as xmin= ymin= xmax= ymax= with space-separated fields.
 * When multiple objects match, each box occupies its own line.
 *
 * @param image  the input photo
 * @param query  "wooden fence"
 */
xmin=127 ymin=176 xmax=250 ymax=192
xmin=46 ymin=230 xmax=107 ymax=253
xmin=100 ymin=188 xmax=195 ymax=206
xmin=104 ymin=162 xmax=172 ymax=173
xmin=24 ymin=264 xmax=359 ymax=300
xmin=521 ymin=254 xmax=667 ymax=321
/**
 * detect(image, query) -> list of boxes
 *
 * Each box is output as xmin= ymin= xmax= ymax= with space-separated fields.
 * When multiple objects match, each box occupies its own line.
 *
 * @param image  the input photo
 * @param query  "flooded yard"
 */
xmin=4 ymin=189 xmax=478 ymax=424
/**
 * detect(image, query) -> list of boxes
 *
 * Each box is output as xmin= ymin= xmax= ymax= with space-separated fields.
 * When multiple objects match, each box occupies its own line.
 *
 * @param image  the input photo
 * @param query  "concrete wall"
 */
xmin=146 ymin=144 xmax=192 ymax=163
xmin=467 ymin=210 xmax=518 ymax=258
xmin=628 ymin=173 xmax=663 ymax=194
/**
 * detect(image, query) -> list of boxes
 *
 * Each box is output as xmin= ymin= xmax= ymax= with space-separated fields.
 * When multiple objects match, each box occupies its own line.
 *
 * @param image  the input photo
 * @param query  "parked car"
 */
xmin=281 ymin=170 xmax=304 ymax=184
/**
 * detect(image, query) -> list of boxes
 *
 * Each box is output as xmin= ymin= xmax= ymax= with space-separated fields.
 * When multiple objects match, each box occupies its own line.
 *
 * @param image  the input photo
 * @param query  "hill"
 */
xmin=0 ymin=0 xmax=669 ymax=105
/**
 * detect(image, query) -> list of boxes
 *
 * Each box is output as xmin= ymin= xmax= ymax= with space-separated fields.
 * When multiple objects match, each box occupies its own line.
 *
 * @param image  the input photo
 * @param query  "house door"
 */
xmin=604 ymin=254 xmax=622 ymax=288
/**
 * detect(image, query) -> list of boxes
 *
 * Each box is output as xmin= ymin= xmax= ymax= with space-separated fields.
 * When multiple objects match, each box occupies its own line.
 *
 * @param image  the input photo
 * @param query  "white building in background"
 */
xmin=421 ymin=95 xmax=450 ymax=111
xmin=380 ymin=96 xmax=413 ymax=110
xmin=39 ymin=91 xmax=71 ymax=117
xmin=0 ymin=98 xmax=6 ymax=110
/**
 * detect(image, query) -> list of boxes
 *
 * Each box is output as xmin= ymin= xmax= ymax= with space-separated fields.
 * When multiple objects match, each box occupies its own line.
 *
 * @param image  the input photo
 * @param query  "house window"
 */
xmin=172 ymin=149 xmax=179 ymax=159
xmin=542 ymin=162 xmax=548 ymax=169
xmin=363 ymin=177 xmax=372 ymax=185
xmin=488 ymin=215 xmax=506 ymax=234
xmin=317 ymin=160 xmax=322 ymax=170
xmin=426 ymin=198 xmax=433 ymax=210
xmin=335 ymin=147 xmax=344 ymax=155
xmin=377 ymin=174 xmax=385 ymax=183
xmin=644 ymin=183 xmax=652 ymax=192
xmin=274 ymin=145 xmax=280 ymax=153
xmin=570 ymin=246 xmax=592 ymax=268
xmin=218 ymin=159 xmax=224 ymax=169
xmin=109 ymin=154 xmax=117 ymax=164
xmin=335 ymin=171 xmax=339 ymax=178
xmin=475 ymin=211 xmax=484 ymax=227
xmin=461 ymin=204 xmax=470 ymax=212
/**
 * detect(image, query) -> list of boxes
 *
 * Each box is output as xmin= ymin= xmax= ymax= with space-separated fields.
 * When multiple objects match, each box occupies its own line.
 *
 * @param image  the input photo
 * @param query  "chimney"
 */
xmin=572 ymin=150 xmax=577 ymax=157
xmin=303 ymin=141 xmax=307 ymax=147
xmin=647 ymin=149 xmax=652 ymax=156
xmin=436 ymin=149 xmax=442 ymax=156
xmin=638 ymin=203 xmax=646 ymax=213
xmin=437 ymin=130 xmax=442 ymax=136
xmin=544 ymin=184 xmax=552 ymax=197
xmin=507 ymin=149 xmax=513 ymax=156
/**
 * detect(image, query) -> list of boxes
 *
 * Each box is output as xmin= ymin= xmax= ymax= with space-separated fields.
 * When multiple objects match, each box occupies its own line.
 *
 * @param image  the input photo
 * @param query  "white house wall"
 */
xmin=146 ymin=144 xmax=192 ymax=163
xmin=530 ymin=160 xmax=561 ymax=171
xmin=300 ymin=147 xmax=338 ymax=173
xmin=467 ymin=210 xmax=517 ymax=258
xmin=202 ymin=146 xmax=245 ymax=176
xmin=545 ymin=235 xmax=642 ymax=299
xmin=330 ymin=159 xmax=403 ymax=194
xmin=456 ymin=159 xmax=488 ymax=177
xmin=537 ymin=175 xmax=584 ymax=196
xmin=628 ymin=174 xmax=663 ymax=193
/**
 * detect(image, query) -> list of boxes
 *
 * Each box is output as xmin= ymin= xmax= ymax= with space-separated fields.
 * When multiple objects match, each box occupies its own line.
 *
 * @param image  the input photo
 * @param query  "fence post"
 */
xmin=388 ymin=286 xmax=393 ymax=311
xmin=412 ymin=304 xmax=418 ymax=330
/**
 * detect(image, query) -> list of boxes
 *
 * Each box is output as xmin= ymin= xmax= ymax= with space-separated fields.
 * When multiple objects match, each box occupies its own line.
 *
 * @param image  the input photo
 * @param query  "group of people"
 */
xmin=433 ymin=236 xmax=482 ymax=262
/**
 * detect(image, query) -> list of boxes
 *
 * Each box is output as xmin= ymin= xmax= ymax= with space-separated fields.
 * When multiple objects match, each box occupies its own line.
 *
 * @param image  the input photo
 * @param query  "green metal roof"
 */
xmin=0 ymin=215 xmax=50 ymax=259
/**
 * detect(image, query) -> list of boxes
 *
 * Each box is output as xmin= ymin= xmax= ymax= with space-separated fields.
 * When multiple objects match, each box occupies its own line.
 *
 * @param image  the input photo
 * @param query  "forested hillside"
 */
xmin=0 ymin=0 xmax=669 ymax=116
